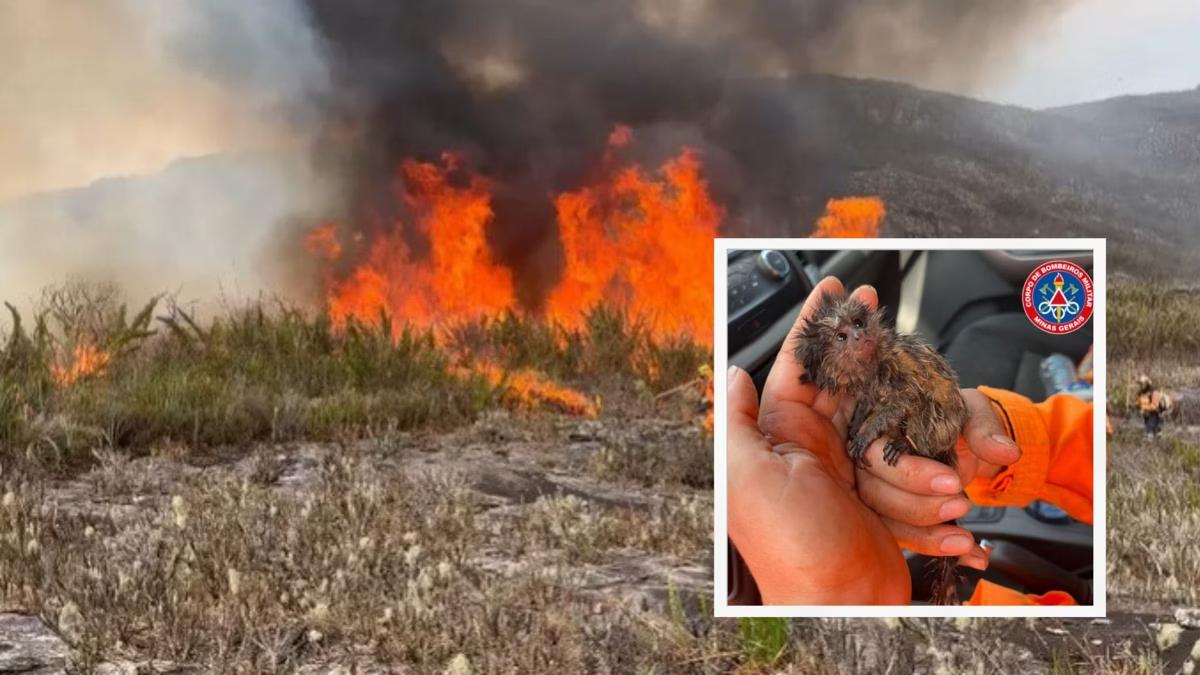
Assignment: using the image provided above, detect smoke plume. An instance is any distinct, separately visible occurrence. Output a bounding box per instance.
[0,0,330,312]
[1,0,1074,312]
[298,0,1074,299]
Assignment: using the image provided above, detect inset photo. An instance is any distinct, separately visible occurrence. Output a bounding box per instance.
[714,240,1105,617]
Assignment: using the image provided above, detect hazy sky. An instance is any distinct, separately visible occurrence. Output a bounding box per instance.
[983,0,1200,108]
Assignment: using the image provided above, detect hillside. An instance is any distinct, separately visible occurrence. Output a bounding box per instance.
[762,76,1200,273]
[2,76,1196,292]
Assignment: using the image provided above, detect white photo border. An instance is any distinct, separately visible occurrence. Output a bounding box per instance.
[712,237,1106,618]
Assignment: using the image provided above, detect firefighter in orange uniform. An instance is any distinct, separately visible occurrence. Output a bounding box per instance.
[1135,375,1170,437]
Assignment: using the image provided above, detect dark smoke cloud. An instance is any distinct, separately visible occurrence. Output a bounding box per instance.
[0,0,1075,316]
[294,0,1074,301]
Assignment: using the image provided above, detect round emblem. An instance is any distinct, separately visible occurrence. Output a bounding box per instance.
[1022,260,1094,334]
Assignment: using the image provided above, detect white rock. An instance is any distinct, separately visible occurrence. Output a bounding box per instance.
[1157,622,1184,651]
[0,613,69,673]
[1176,607,1200,629]
[444,653,472,675]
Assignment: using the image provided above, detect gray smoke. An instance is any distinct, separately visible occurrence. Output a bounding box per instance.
[0,0,1075,313]
[0,0,332,314]
[297,0,1075,301]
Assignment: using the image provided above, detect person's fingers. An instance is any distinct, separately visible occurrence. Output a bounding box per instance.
[958,544,991,571]
[849,284,879,310]
[960,388,1022,468]
[857,437,964,496]
[726,366,776,487]
[879,516,981,558]
[857,467,971,527]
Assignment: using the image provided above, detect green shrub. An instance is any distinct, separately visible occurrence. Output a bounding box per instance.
[1,283,711,469]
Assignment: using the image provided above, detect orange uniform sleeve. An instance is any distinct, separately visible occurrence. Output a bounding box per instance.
[964,579,1078,606]
[962,386,1094,526]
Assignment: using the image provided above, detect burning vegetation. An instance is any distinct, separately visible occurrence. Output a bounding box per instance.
[306,129,719,346]
[812,196,887,238]
[302,127,728,420]
[50,340,112,387]
[300,127,891,426]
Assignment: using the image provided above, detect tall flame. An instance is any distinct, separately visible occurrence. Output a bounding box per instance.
[316,154,516,334]
[308,129,720,345]
[547,144,721,344]
[305,128,888,422]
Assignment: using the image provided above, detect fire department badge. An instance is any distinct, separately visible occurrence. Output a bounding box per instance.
[1022,260,1094,335]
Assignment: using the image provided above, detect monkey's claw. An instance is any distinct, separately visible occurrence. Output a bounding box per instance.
[847,434,873,468]
[882,436,912,467]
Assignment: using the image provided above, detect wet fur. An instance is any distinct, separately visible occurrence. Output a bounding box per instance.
[795,289,969,605]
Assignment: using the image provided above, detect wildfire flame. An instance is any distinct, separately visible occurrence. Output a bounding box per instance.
[51,340,111,386]
[462,360,599,418]
[304,224,342,261]
[310,154,516,333]
[306,127,888,422]
[812,196,886,238]
[307,129,718,345]
[547,144,721,344]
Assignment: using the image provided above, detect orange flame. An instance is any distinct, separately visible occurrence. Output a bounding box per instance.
[546,141,721,344]
[812,197,886,238]
[320,154,516,334]
[464,360,598,417]
[308,128,720,346]
[51,340,111,386]
[304,223,342,261]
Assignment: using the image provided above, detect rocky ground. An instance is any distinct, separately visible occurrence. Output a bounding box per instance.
[2,412,1199,673]
[0,411,712,672]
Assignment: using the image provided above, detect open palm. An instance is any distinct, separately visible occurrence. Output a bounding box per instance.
[727,277,910,605]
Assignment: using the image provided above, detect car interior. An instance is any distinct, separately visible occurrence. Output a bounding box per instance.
[726,249,1094,606]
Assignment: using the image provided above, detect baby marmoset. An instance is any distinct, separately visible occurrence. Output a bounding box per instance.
[794,289,969,605]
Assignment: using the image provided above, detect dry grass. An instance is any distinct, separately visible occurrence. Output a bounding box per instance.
[1108,423,1200,604]
[0,456,1170,672]
[0,452,722,672]
[0,281,1191,672]
[1110,280,1200,362]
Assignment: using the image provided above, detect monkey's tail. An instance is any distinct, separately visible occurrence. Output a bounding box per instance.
[929,555,960,605]
[928,519,962,605]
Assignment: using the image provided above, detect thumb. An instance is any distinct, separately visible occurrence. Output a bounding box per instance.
[728,365,761,441]
[727,366,771,486]
[960,388,1022,466]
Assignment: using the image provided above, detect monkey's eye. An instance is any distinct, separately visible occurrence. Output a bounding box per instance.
[852,319,864,329]
[836,332,847,342]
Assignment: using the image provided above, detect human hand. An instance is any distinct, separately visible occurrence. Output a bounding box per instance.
[727,277,910,605]
[854,388,1021,569]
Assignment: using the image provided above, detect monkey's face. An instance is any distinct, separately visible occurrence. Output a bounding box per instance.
[795,293,885,394]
